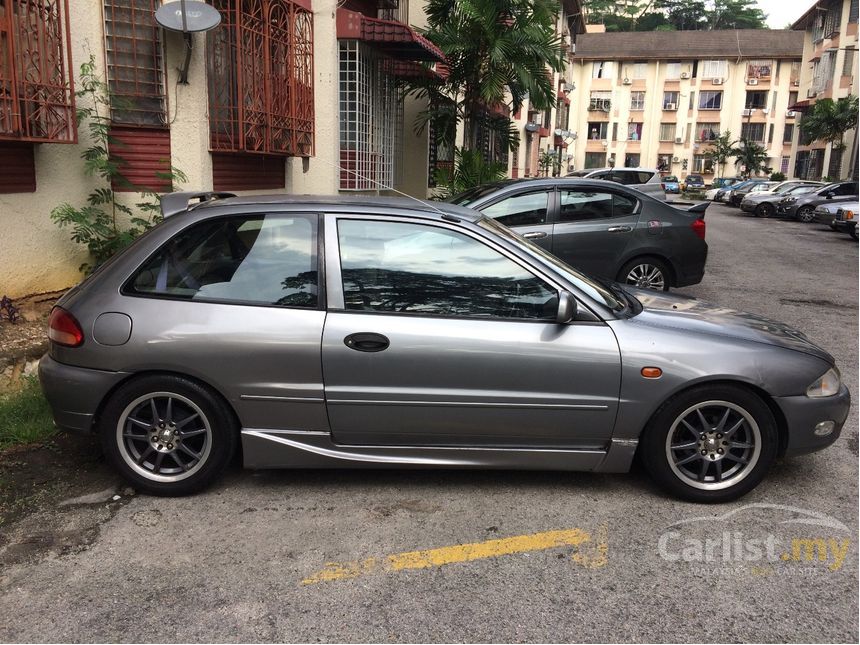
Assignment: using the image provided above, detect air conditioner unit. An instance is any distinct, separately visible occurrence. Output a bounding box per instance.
[712,78,724,85]
[672,156,680,163]
[665,102,677,111]
[742,108,754,116]
[622,77,632,85]
[786,110,797,117]
[674,137,683,144]
[761,108,770,114]
[747,78,759,85]
[680,72,690,79]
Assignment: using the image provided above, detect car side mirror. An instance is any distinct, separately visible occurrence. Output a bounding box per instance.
[556,290,577,323]
[825,191,834,199]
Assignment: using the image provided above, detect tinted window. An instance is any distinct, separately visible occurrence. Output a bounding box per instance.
[337,220,558,320]
[449,183,507,206]
[481,191,549,227]
[836,183,858,195]
[128,215,318,307]
[558,190,637,222]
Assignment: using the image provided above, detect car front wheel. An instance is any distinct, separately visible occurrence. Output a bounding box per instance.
[100,375,237,496]
[755,203,775,218]
[618,257,671,291]
[639,385,778,503]
[797,206,815,223]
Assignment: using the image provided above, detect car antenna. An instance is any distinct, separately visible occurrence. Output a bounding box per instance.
[313,155,456,220]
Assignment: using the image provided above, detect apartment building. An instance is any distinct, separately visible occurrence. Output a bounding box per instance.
[791,0,859,180]
[562,29,804,181]
[0,0,442,297]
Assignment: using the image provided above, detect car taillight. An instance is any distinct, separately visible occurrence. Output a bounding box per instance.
[48,307,84,347]
[691,218,706,240]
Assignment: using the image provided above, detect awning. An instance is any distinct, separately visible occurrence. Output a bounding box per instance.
[337,9,445,62]
[383,59,447,81]
[788,99,813,111]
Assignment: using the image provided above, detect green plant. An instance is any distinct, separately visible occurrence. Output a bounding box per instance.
[0,376,55,448]
[732,138,769,178]
[770,172,786,181]
[538,149,561,177]
[799,95,858,151]
[50,55,186,274]
[704,130,737,178]
[433,147,507,199]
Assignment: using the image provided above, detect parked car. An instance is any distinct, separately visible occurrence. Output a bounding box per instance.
[728,181,777,207]
[565,167,666,201]
[813,200,859,229]
[714,179,759,203]
[450,178,708,291]
[39,192,850,503]
[776,181,860,222]
[662,175,680,194]
[712,177,741,190]
[740,182,823,218]
[682,174,705,191]
[834,205,860,240]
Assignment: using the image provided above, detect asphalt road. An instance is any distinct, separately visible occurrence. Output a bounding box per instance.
[1,202,857,643]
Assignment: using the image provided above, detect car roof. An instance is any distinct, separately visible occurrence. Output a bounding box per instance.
[181,193,483,222]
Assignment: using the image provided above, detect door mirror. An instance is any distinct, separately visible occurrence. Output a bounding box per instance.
[556,290,577,323]
[825,191,834,199]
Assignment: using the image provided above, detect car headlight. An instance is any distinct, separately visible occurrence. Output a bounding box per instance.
[807,367,841,397]
[783,197,798,204]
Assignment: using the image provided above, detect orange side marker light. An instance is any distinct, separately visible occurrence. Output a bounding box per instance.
[641,367,663,379]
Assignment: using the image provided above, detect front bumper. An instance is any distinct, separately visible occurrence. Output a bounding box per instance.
[776,204,799,217]
[775,384,851,457]
[740,200,756,212]
[834,219,856,233]
[38,354,128,433]
[813,210,835,224]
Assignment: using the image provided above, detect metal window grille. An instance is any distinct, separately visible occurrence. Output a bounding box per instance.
[103,0,165,126]
[828,150,843,179]
[693,155,713,174]
[741,122,765,142]
[658,122,675,141]
[630,91,645,110]
[0,0,75,142]
[208,0,314,157]
[338,40,401,191]
[780,156,789,175]
[783,124,794,143]
[695,123,719,142]
[377,0,408,23]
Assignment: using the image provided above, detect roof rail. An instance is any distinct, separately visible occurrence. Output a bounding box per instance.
[159,191,236,219]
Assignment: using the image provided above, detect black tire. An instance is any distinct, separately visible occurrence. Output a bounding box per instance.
[99,374,238,496]
[756,203,775,218]
[617,256,672,291]
[851,223,858,241]
[639,384,778,503]
[797,206,815,223]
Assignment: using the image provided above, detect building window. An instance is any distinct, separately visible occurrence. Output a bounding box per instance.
[662,91,679,109]
[812,50,836,94]
[781,156,790,174]
[584,152,606,168]
[627,123,643,141]
[746,60,772,80]
[555,101,570,130]
[624,61,647,80]
[689,91,696,110]
[693,154,714,174]
[665,62,681,79]
[103,0,165,126]
[850,0,858,23]
[338,41,402,190]
[630,91,645,111]
[789,91,799,107]
[745,91,768,109]
[592,61,614,79]
[657,153,672,172]
[659,123,676,141]
[843,48,856,78]
[823,2,842,38]
[740,122,766,142]
[701,60,727,78]
[783,124,794,143]
[624,153,640,167]
[789,61,801,85]
[587,122,608,140]
[208,0,314,158]
[695,123,719,142]
[0,0,75,143]
[699,91,723,110]
[588,91,611,111]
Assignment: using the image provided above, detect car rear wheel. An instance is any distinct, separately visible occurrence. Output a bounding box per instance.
[797,206,815,223]
[618,257,671,291]
[100,375,237,496]
[755,203,775,218]
[639,384,778,503]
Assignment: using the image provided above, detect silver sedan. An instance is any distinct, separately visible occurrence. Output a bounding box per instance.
[39,193,850,503]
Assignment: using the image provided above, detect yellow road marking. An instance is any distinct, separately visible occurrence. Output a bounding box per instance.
[302,527,607,585]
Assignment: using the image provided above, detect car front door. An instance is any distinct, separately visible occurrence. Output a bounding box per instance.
[550,188,641,279]
[477,189,555,250]
[321,214,621,450]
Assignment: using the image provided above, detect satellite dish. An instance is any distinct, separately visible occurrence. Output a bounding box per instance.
[155,1,221,84]
[155,0,221,32]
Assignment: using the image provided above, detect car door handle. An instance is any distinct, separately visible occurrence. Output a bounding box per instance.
[607,225,633,233]
[344,333,390,353]
[523,231,548,239]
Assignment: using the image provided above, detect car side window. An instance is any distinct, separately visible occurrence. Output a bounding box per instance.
[610,171,638,185]
[480,192,549,227]
[127,215,318,307]
[559,190,637,222]
[337,219,558,320]
[836,183,858,195]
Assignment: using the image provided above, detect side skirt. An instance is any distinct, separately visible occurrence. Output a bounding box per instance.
[240,429,617,472]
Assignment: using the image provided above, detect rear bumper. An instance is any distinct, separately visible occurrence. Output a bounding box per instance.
[775,384,851,457]
[38,354,128,433]
[672,243,708,288]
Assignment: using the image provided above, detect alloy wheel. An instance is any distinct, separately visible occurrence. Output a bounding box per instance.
[625,263,666,290]
[665,400,762,491]
[797,207,815,223]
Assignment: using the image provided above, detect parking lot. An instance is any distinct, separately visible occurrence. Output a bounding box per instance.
[0,201,857,643]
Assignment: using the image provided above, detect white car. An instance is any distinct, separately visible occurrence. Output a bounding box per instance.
[566,167,666,201]
[814,200,860,229]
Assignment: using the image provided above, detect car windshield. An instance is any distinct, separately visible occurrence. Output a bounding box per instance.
[773,183,799,193]
[477,217,626,313]
[816,183,840,195]
[788,185,817,195]
[664,176,678,182]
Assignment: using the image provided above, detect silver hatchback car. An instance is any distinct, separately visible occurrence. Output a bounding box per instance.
[39,193,850,503]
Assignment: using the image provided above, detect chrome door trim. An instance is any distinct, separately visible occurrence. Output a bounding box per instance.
[326,399,609,410]
[240,395,325,403]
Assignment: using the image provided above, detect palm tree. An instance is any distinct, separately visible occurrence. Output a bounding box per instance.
[732,139,769,178]
[410,0,565,152]
[800,95,859,150]
[704,130,737,178]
